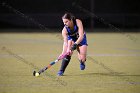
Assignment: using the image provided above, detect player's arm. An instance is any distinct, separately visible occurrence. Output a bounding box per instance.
[71,19,84,51]
[61,27,68,54]
[75,19,84,44]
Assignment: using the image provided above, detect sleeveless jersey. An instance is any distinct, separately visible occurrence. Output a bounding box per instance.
[64,19,87,46]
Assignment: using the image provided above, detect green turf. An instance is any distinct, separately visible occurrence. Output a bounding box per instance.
[0,30,140,93]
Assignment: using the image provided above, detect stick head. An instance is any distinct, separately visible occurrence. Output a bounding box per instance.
[33,71,36,76]
[33,71,40,77]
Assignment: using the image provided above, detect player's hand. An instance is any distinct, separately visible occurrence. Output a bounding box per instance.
[66,49,72,55]
[71,43,77,51]
[58,52,69,60]
[58,54,65,60]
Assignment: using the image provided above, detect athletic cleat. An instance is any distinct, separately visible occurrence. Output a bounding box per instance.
[57,70,64,76]
[80,62,85,70]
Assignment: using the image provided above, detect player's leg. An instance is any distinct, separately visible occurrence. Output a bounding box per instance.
[57,40,74,76]
[77,45,87,70]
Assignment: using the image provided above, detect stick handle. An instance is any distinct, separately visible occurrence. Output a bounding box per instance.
[38,51,72,74]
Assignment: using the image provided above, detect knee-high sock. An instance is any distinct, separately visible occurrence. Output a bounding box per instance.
[60,55,71,72]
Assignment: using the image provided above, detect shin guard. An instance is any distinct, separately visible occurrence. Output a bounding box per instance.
[59,55,71,72]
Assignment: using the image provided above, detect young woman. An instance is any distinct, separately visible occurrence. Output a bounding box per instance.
[57,13,88,76]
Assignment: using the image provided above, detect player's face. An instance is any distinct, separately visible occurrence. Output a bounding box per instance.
[62,19,72,28]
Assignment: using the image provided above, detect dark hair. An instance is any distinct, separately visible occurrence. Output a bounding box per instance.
[62,12,75,20]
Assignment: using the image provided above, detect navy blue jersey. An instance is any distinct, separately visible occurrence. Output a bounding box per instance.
[65,19,88,46]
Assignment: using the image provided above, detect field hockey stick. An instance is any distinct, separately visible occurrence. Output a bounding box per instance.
[33,52,70,77]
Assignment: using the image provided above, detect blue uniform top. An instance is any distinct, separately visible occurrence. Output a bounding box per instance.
[65,19,88,46]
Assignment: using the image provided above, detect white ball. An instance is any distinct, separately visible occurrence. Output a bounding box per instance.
[35,73,39,77]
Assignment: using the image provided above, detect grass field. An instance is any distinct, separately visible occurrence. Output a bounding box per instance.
[0,29,140,93]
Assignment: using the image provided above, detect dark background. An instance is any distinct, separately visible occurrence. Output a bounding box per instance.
[0,0,140,32]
